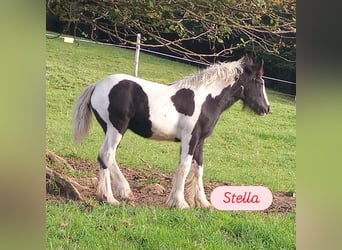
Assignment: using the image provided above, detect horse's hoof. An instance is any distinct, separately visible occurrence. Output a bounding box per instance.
[97,194,120,205]
[202,202,214,210]
[166,197,190,209]
[197,200,213,209]
[114,189,134,201]
[98,199,120,205]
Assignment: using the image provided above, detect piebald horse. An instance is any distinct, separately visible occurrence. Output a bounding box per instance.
[72,56,270,209]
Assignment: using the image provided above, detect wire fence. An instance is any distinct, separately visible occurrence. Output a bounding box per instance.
[46,32,296,98]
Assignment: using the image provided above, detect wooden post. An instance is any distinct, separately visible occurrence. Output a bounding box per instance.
[134,33,141,77]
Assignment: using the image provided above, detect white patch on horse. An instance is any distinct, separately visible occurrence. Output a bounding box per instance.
[141,84,181,140]
[91,76,115,124]
[262,79,270,106]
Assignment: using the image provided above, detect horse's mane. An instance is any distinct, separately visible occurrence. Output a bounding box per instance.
[173,57,245,89]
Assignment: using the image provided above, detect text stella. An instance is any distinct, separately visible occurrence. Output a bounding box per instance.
[223,191,260,204]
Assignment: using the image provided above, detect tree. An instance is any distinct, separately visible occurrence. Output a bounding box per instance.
[47,0,296,64]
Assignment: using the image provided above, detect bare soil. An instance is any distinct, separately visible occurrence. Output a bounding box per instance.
[46,157,295,213]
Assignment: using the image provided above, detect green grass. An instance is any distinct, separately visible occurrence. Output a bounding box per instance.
[47,202,295,250]
[46,33,296,249]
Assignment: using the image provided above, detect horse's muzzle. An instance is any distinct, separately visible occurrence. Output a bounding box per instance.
[260,105,271,116]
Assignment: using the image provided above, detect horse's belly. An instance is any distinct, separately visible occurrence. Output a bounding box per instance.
[148,108,181,141]
[150,116,179,141]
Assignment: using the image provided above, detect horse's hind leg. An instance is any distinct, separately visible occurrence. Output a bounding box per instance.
[97,126,133,204]
[96,128,118,204]
[107,128,133,201]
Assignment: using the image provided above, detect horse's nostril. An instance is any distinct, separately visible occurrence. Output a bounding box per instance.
[267,106,271,113]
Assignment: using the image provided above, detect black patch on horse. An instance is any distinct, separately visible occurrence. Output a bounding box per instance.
[108,80,153,138]
[188,85,242,155]
[171,88,195,116]
[97,154,108,169]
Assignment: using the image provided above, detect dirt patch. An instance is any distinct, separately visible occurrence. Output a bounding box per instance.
[46,157,295,213]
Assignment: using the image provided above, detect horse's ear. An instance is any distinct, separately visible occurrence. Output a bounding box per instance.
[242,54,253,64]
[257,59,264,76]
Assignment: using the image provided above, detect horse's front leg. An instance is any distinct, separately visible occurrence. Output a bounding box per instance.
[166,140,193,209]
[185,141,212,208]
[186,163,212,208]
[166,155,193,209]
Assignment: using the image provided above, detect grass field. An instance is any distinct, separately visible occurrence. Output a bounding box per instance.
[46,34,296,249]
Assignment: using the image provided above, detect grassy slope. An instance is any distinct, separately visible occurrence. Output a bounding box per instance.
[46,36,296,249]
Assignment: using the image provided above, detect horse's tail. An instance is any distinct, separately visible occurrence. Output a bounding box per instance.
[72,83,97,144]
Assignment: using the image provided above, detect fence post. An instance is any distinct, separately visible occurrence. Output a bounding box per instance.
[134,33,141,77]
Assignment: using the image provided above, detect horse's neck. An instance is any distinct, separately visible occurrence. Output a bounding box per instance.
[213,84,242,114]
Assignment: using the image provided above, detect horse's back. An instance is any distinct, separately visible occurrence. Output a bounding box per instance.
[93,73,169,97]
[90,74,179,139]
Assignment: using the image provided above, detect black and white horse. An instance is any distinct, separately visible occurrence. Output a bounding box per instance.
[72,56,270,209]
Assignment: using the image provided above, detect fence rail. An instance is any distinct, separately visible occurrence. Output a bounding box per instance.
[46,32,296,98]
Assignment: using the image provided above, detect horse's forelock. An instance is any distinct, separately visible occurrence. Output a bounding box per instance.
[239,56,264,76]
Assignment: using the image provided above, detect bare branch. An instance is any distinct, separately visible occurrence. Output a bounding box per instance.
[48,0,296,62]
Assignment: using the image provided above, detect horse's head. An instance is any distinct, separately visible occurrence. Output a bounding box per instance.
[237,56,270,116]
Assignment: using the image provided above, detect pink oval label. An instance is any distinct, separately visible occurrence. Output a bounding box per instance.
[210,186,273,211]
